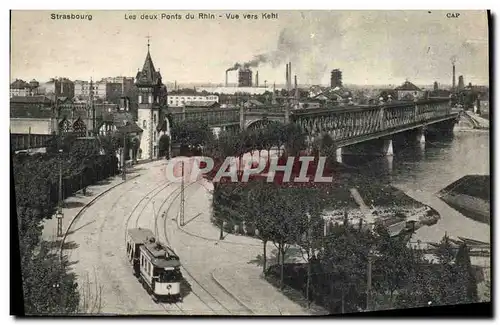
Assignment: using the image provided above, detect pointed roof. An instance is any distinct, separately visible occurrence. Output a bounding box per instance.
[395,81,422,91]
[135,45,162,87]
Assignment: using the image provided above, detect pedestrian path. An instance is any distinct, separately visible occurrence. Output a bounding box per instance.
[41,171,141,243]
[180,182,328,315]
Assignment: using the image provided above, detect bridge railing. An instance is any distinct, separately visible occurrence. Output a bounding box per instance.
[293,99,454,142]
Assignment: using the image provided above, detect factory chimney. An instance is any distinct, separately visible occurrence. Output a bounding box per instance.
[255,71,259,88]
[225,71,228,87]
[294,75,299,107]
[458,75,464,91]
[452,62,456,91]
[288,62,292,91]
[285,64,289,90]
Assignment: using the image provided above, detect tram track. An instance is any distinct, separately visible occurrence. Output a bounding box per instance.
[155,181,253,315]
[152,181,219,315]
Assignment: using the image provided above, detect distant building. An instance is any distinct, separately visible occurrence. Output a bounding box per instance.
[394,81,424,101]
[195,86,270,95]
[74,77,134,103]
[243,99,264,109]
[458,75,465,91]
[330,69,343,88]
[238,68,253,87]
[184,101,220,109]
[167,94,219,107]
[298,101,321,109]
[10,79,40,97]
[39,78,74,100]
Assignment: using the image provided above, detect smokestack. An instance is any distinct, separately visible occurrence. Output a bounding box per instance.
[285,64,289,90]
[256,71,259,88]
[452,63,456,91]
[288,62,292,91]
[174,80,177,90]
[225,71,228,87]
[294,75,299,102]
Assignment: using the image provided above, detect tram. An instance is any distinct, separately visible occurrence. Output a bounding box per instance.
[126,228,183,302]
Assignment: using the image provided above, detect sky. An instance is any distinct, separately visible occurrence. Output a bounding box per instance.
[10,10,489,86]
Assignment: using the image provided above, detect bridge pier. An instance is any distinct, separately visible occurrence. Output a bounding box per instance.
[341,138,394,157]
[426,119,456,137]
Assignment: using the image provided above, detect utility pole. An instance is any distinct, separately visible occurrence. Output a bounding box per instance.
[122,131,127,181]
[27,127,31,154]
[366,251,374,311]
[306,212,312,308]
[56,149,64,237]
[180,161,185,226]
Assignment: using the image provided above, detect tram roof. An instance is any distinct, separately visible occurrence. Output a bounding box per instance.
[142,242,181,268]
[127,228,155,244]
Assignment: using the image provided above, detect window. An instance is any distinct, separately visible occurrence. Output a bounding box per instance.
[153,114,157,124]
[143,120,147,129]
[153,132,156,142]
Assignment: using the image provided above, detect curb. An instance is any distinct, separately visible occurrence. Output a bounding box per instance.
[210,268,254,315]
[59,174,141,260]
[176,210,261,247]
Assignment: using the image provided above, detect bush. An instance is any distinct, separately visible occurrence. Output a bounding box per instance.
[236,221,246,235]
[223,219,235,233]
[245,222,256,236]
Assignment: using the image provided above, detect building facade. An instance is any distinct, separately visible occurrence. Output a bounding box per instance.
[167,94,219,107]
[136,44,171,160]
[74,77,135,103]
[39,78,75,99]
[394,81,424,101]
[330,69,343,88]
[10,79,40,97]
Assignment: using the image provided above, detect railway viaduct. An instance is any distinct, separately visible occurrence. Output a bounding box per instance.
[11,98,460,157]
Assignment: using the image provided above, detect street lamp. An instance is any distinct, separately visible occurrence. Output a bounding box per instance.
[366,248,379,311]
[57,149,64,237]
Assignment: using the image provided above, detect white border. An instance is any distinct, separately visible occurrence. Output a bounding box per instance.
[4,1,497,324]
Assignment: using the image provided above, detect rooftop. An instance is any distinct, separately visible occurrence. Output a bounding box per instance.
[395,81,422,91]
[135,46,162,87]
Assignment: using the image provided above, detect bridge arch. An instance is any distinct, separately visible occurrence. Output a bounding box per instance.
[245,118,283,130]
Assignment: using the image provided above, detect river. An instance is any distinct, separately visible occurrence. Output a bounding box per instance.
[342,130,490,244]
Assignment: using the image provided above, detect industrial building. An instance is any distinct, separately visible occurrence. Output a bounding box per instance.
[238,68,253,87]
[331,69,343,88]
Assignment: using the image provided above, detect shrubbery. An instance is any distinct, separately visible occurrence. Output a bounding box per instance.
[13,134,120,314]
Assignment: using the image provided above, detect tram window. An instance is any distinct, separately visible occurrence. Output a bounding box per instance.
[158,269,183,282]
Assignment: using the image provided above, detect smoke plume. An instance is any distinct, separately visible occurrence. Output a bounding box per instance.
[226,63,241,72]
[227,13,347,84]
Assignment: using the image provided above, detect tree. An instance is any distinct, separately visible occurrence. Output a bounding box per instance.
[244,181,279,274]
[171,119,214,150]
[372,224,413,307]
[158,135,170,158]
[320,223,374,313]
[455,243,478,303]
[281,123,306,157]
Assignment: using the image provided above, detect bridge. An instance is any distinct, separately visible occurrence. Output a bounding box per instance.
[11,98,460,155]
[172,98,460,157]
[11,133,53,152]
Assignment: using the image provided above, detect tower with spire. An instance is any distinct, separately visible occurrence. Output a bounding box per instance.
[135,38,166,160]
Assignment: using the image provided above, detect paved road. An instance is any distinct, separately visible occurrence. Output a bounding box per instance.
[62,161,259,315]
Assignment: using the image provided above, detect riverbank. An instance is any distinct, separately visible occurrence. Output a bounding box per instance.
[437,175,490,225]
